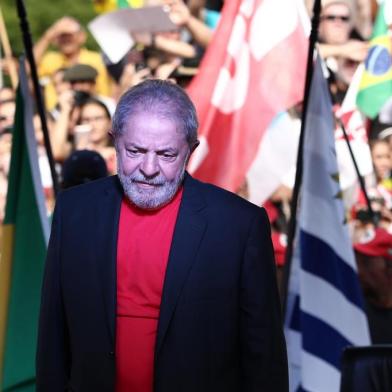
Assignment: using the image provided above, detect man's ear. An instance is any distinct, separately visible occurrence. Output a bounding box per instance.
[190,140,200,155]
[78,30,87,46]
[108,129,115,142]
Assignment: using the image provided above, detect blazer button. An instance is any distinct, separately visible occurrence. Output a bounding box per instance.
[109,351,115,357]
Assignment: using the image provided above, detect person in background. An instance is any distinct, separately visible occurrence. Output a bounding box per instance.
[317,0,368,103]
[167,0,214,47]
[62,63,116,115]
[378,127,392,166]
[371,139,392,188]
[354,227,392,344]
[61,149,108,189]
[0,97,15,222]
[75,98,116,174]
[51,95,115,173]
[369,139,392,211]
[34,16,111,110]
[0,87,15,103]
[33,113,56,213]
[351,139,392,240]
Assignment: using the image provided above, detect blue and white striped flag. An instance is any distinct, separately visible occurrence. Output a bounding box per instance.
[284,56,371,392]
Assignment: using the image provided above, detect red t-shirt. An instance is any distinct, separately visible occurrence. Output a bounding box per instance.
[115,188,183,392]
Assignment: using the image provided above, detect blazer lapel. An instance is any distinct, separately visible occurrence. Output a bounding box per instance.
[155,175,207,356]
[96,176,123,345]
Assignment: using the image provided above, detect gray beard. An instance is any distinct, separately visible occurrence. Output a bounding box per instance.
[117,160,187,210]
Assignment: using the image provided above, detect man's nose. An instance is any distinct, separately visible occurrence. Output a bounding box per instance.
[140,153,159,178]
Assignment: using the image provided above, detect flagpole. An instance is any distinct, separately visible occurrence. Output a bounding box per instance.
[16,0,59,196]
[336,117,379,226]
[281,0,322,313]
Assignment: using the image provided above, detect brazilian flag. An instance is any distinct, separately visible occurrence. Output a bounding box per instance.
[357,2,392,118]
[93,0,144,13]
[0,61,49,391]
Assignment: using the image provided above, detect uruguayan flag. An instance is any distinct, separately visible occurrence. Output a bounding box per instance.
[284,56,371,392]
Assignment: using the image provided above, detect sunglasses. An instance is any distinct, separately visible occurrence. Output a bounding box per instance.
[321,15,350,23]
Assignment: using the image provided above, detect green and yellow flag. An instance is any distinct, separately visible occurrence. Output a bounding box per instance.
[357,1,392,118]
[93,0,144,13]
[0,61,49,391]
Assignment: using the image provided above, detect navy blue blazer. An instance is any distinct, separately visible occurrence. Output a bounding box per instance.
[36,174,288,391]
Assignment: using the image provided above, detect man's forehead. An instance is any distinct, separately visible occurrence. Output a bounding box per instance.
[0,101,15,114]
[323,2,351,14]
[121,112,186,144]
[125,110,179,129]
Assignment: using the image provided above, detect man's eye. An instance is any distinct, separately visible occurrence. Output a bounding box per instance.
[127,149,140,156]
[159,152,176,159]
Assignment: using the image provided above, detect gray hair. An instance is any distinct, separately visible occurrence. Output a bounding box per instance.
[112,79,199,147]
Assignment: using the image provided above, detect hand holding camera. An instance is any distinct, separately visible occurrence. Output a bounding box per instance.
[58,90,75,113]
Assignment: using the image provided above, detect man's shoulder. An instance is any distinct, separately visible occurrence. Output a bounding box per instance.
[78,49,106,66]
[57,175,121,207]
[39,51,66,74]
[188,175,264,218]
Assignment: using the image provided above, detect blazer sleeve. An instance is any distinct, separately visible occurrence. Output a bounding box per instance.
[36,193,70,391]
[240,207,288,392]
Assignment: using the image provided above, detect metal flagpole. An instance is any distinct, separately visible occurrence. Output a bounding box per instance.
[15,0,60,195]
[281,0,322,314]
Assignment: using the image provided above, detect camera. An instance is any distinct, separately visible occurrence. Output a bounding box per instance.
[73,90,91,107]
[356,209,382,223]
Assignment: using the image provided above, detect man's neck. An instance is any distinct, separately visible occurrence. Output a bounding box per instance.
[63,48,82,64]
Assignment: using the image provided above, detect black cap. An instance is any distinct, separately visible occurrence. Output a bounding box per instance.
[61,149,108,189]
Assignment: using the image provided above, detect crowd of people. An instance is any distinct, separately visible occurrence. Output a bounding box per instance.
[0,0,392,344]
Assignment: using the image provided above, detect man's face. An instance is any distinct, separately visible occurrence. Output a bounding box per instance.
[319,3,352,45]
[371,141,391,181]
[357,253,392,305]
[115,111,191,209]
[71,81,96,94]
[0,101,15,133]
[55,31,84,56]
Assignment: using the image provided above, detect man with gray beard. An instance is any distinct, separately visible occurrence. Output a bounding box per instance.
[36,79,288,392]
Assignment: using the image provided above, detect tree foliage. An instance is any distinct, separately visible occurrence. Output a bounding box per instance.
[2,0,99,56]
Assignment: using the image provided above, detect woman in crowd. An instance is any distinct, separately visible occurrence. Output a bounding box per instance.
[75,98,116,174]
[51,96,115,174]
[370,139,392,191]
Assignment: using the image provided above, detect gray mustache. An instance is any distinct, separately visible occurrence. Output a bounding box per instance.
[128,174,166,186]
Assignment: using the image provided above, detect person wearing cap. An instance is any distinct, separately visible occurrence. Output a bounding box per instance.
[62,63,116,115]
[354,228,392,344]
[49,64,116,164]
[63,63,99,96]
[34,16,111,110]
[61,149,108,189]
[36,79,287,392]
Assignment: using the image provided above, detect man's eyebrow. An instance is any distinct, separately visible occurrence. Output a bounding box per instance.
[156,147,178,153]
[124,144,178,153]
[125,143,147,151]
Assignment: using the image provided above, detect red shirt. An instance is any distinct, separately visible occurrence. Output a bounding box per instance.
[115,189,183,392]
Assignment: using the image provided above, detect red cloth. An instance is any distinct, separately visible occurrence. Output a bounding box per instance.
[115,189,183,392]
[187,0,308,192]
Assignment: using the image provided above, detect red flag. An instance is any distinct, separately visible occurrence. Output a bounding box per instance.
[188,0,309,193]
